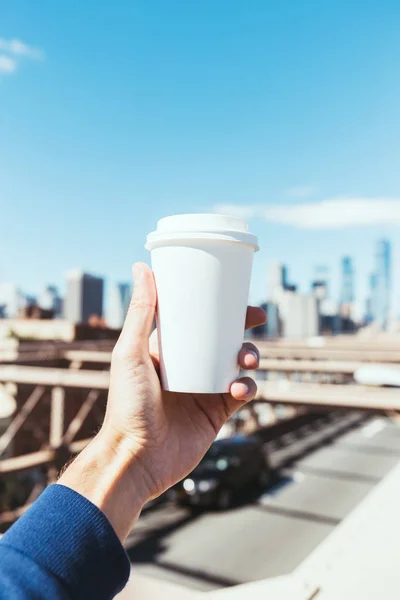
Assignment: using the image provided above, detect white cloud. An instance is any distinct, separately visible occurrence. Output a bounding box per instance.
[0,36,44,78]
[264,197,400,228]
[0,54,17,74]
[284,184,317,198]
[213,197,400,229]
[0,37,44,60]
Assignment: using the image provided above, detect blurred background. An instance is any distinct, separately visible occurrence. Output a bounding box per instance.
[2,1,400,598]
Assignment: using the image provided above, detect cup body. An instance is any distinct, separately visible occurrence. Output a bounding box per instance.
[146,214,258,393]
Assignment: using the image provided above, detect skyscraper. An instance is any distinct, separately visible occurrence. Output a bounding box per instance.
[366,272,377,323]
[279,292,320,339]
[312,280,328,300]
[107,282,131,329]
[268,262,288,302]
[0,284,27,318]
[375,239,391,329]
[266,302,280,337]
[65,271,104,324]
[314,266,329,295]
[340,256,354,306]
[38,285,63,317]
[268,262,287,301]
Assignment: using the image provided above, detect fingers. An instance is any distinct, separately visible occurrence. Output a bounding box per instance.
[230,377,257,403]
[245,306,267,331]
[216,376,257,423]
[238,342,260,370]
[116,263,157,360]
[220,341,260,418]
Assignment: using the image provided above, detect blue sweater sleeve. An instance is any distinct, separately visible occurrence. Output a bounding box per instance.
[0,484,131,599]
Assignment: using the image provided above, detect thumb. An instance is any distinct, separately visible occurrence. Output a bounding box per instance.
[117,263,157,359]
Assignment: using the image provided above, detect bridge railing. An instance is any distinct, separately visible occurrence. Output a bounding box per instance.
[2,341,400,526]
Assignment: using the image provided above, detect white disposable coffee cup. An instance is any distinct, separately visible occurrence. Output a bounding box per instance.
[145,214,259,393]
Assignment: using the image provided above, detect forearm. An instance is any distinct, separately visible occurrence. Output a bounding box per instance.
[58,427,151,541]
[0,481,132,600]
[0,430,144,600]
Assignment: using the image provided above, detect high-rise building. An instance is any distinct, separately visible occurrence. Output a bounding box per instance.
[250,301,280,339]
[38,285,63,317]
[315,266,328,297]
[340,256,354,306]
[365,272,377,323]
[375,240,391,329]
[266,302,280,337]
[312,280,328,300]
[65,271,104,324]
[304,294,320,338]
[279,291,320,339]
[320,298,341,335]
[268,262,288,302]
[0,284,27,318]
[107,282,131,329]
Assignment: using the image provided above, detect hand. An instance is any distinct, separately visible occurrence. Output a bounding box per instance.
[59,262,266,540]
[103,263,266,501]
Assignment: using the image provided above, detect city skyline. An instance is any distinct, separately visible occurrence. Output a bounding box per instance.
[0,237,395,325]
[2,2,400,310]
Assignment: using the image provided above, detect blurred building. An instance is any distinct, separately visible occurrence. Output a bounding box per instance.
[340,256,355,319]
[65,271,104,324]
[107,282,131,329]
[266,263,321,339]
[375,240,391,329]
[320,298,341,335]
[38,285,63,317]
[20,304,55,319]
[312,280,328,301]
[340,257,354,304]
[312,280,327,334]
[365,272,377,323]
[251,302,279,338]
[266,302,280,337]
[268,262,299,300]
[0,284,27,318]
[268,262,288,302]
[279,292,320,339]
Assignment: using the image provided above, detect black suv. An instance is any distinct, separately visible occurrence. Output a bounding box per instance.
[170,435,270,510]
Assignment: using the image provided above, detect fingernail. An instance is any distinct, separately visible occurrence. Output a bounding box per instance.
[133,263,143,284]
[248,350,259,362]
[243,383,251,397]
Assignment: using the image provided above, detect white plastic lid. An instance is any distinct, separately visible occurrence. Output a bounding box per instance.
[145,213,259,251]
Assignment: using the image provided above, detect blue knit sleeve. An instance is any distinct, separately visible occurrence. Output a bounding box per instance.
[0,484,131,599]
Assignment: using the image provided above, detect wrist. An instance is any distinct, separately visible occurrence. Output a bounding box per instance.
[58,427,151,541]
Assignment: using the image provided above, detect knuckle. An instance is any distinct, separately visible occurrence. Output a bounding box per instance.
[112,342,128,362]
[129,296,155,312]
[112,341,148,370]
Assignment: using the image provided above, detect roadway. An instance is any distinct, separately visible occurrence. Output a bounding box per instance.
[125,414,400,592]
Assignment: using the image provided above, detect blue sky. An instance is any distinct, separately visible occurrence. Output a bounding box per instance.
[1,0,400,313]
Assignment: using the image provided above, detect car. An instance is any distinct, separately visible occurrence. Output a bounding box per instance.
[169,435,271,510]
